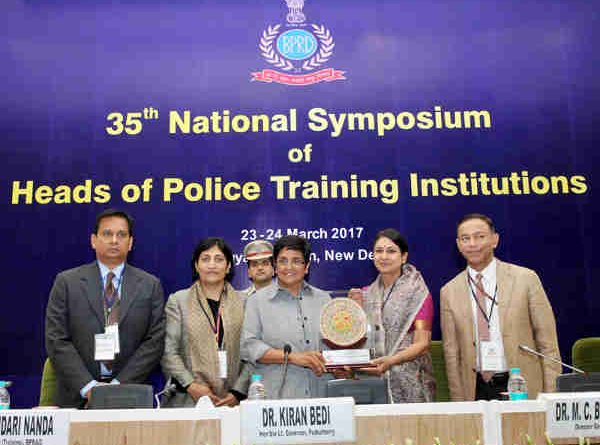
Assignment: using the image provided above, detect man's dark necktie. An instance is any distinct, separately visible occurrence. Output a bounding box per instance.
[104,271,119,325]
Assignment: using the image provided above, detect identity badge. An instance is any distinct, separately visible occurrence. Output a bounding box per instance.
[218,350,228,379]
[481,341,504,371]
[94,333,116,361]
[105,324,120,354]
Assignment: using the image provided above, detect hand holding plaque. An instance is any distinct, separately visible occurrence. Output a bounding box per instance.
[320,298,376,370]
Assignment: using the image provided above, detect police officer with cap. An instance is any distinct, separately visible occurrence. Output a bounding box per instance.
[241,240,274,297]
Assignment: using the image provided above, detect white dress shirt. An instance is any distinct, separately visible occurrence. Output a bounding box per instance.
[467,258,508,372]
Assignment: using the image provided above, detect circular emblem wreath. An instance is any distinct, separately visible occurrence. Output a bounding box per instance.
[259,24,335,71]
[302,25,335,71]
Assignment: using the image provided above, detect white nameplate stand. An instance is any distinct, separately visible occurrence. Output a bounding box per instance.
[0,409,70,445]
[240,397,355,445]
[539,392,600,439]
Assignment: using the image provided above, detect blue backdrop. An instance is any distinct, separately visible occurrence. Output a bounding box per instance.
[1,0,598,407]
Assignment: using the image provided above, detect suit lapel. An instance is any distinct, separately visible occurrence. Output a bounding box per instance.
[119,265,141,323]
[496,259,514,334]
[81,262,105,327]
[457,269,475,346]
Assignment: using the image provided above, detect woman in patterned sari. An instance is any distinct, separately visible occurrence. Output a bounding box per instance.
[349,228,435,403]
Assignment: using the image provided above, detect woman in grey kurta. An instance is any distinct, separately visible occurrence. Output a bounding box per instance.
[241,235,333,399]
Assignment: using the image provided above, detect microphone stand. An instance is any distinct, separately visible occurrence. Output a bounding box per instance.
[278,344,292,399]
[519,344,585,374]
[154,383,176,409]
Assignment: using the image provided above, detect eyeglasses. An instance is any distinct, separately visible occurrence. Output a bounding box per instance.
[98,230,130,241]
[276,258,306,268]
[458,232,492,244]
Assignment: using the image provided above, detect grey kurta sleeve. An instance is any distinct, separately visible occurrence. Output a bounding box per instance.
[240,294,272,365]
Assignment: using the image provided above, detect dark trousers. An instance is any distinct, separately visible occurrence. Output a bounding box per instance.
[475,372,509,400]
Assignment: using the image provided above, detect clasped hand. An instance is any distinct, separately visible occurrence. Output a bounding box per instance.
[187,382,239,407]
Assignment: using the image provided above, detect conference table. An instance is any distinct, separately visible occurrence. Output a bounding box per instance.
[65,399,598,445]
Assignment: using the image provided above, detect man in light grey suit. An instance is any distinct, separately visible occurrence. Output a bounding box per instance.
[45,209,165,408]
[441,213,561,401]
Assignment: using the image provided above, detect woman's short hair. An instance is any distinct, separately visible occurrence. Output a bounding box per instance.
[273,235,312,264]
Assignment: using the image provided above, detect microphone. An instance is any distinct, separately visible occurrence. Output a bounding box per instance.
[518,344,585,374]
[278,344,292,399]
[154,382,176,409]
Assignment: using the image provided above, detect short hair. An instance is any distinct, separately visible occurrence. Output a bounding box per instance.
[373,228,409,253]
[273,235,311,264]
[191,237,235,282]
[457,213,496,233]
[94,208,134,236]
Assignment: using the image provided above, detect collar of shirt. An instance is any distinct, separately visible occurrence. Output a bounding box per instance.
[270,280,312,300]
[98,261,125,286]
[467,258,497,296]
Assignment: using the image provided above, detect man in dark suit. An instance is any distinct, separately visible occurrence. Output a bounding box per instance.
[45,209,165,407]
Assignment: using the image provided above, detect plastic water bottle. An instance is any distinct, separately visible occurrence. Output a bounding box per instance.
[0,381,11,409]
[247,374,266,400]
[507,368,528,400]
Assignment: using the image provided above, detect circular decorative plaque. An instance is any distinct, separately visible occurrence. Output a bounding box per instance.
[320,298,367,347]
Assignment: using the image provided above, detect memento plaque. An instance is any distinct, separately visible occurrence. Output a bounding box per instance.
[320,298,373,369]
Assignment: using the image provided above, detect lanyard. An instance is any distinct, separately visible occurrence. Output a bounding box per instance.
[467,274,497,324]
[198,289,225,347]
[381,280,397,310]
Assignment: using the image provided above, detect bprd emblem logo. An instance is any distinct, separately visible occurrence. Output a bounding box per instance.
[251,0,346,86]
